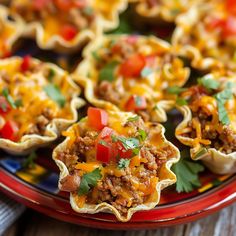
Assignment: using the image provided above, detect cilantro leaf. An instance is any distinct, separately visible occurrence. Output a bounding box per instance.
[138,129,147,142]
[43,84,66,108]
[117,137,140,150]
[2,88,17,109]
[78,168,102,196]
[99,140,108,146]
[166,86,186,95]
[22,151,37,169]
[111,135,140,156]
[214,82,234,125]
[198,75,220,91]
[92,51,100,61]
[127,115,139,122]
[118,158,130,170]
[176,97,188,106]
[2,88,22,109]
[98,61,119,82]
[48,68,55,82]
[172,150,205,193]
[14,99,23,108]
[141,67,153,78]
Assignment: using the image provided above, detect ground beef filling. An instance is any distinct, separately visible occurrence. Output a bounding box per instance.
[24,108,55,136]
[96,81,151,122]
[187,111,236,154]
[58,120,173,215]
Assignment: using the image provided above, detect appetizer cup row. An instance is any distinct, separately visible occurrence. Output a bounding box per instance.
[0,1,127,53]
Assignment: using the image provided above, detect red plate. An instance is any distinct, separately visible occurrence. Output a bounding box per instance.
[0,152,235,229]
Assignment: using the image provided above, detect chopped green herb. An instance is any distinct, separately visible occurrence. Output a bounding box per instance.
[166,86,186,95]
[119,137,139,150]
[99,140,108,146]
[176,97,188,106]
[141,67,153,78]
[48,68,55,82]
[43,84,66,108]
[98,61,119,82]
[22,151,37,169]
[127,115,139,122]
[198,75,220,91]
[2,88,16,109]
[138,129,147,142]
[78,168,102,196]
[118,158,130,170]
[14,99,23,108]
[92,51,100,61]
[172,150,205,193]
[2,88,22,109]
[111,135,140,155]
[214,82,234,125]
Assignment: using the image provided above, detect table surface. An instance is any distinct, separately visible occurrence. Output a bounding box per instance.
[3,203,236,236]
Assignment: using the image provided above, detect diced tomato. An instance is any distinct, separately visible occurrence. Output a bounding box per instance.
[0,96,10,115]
[222,16,236,38]
[125,95,147,111]
[96,127,115,163]
[97,127,114,140]
[0,120,19,141]
[116,141,133,159]
[60,24,78,41]
[96,141,113,163]
[21,55,31,72]
[87,107,108,130]
[119,54,146,78]
[32,0,49,10]
[207,17,225,30]
[226,0,236,15]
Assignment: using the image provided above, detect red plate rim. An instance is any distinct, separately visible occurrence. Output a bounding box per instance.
[0,167,236,229]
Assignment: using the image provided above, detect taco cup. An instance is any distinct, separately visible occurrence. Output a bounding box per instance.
[132,0,199,22]
[53,108,180,222]
[0,5,24,58]
[0,56,84,155]
[9,0,127,52]
[175,74,236,174]
[172,0,236,71]
[73,34,190,122]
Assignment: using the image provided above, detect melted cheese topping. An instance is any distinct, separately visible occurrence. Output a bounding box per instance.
[176,0,236,68]
[90,36,188,111]
[0,58,75,140]
[181,84,236,148]
[62,112,175,210]
[10,0,96,41]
